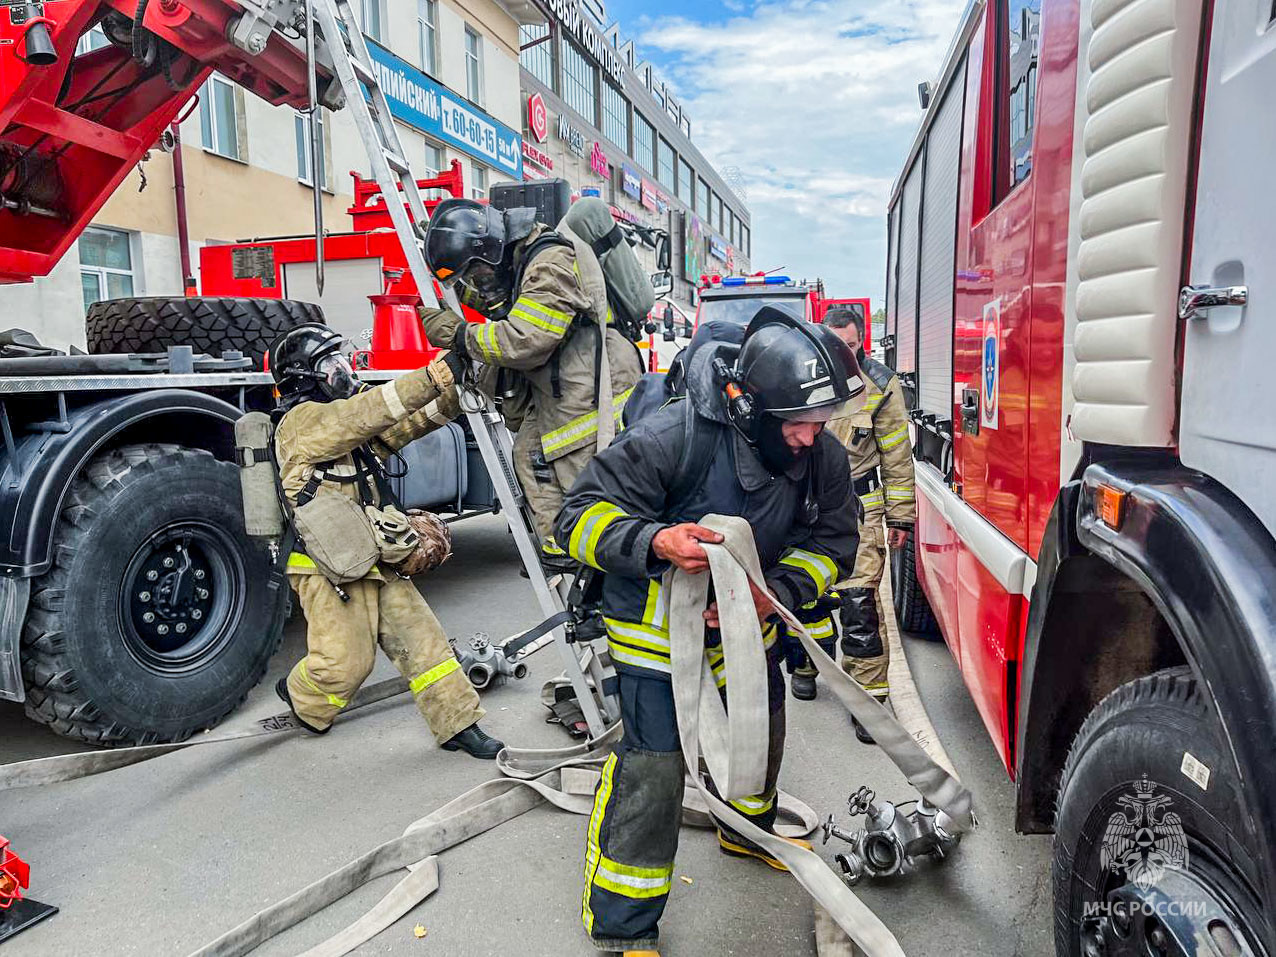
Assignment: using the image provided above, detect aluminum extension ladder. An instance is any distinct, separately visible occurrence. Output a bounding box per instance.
[304,0,616,738]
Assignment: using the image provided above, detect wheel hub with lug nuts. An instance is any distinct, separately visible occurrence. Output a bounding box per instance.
[1082,869,1256,957]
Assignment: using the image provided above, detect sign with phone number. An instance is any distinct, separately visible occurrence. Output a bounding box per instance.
[364,39,523,179]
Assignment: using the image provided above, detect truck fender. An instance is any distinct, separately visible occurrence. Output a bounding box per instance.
[0,389,243,702]
[1015,459,1276,902]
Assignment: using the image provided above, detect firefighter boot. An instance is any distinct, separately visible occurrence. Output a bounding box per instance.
[717,831,815,872]
[275,677,330,736]
[441,723,504,759]
[789,637,837,701]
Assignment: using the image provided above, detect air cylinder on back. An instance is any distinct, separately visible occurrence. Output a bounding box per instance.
[235,411,286,540]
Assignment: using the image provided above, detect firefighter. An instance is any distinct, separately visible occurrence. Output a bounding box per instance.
[554,310,860,955]
[269,324,503,759]
[790,307,916,746]
[417,199,643,566]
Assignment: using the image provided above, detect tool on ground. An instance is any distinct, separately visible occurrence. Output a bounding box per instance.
[821,785,962,885]
[0,836,57,945]
[183,515,972,957]
[451,633,528,691]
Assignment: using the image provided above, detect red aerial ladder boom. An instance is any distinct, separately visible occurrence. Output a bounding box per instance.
[0,0,348,284]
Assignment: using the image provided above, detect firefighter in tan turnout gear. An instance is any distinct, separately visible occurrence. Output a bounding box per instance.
[268,324,503,759]
[791,307,916,746]
[418,199,643,566]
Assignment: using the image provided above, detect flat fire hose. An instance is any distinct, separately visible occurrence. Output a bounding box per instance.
[4,518,971,955]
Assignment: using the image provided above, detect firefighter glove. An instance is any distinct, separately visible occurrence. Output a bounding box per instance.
[418,305,465,353]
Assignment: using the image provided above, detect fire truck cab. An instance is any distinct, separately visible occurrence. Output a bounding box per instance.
[885,0,1276,949]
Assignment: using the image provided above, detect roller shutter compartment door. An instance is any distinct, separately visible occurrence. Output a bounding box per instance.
[894,161,923,382]
[885,202,899,344]
[915,57,965,419]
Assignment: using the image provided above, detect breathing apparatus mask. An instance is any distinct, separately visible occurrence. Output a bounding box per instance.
[314,352,359,400]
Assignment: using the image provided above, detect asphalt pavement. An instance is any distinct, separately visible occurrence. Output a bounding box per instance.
[1,515,1052,956]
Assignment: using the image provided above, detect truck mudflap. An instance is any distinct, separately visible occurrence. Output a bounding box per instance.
[1016,458,1276,914]
[0,577,29,702]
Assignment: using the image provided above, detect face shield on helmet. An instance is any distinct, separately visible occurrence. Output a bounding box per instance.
[314,351,358,400]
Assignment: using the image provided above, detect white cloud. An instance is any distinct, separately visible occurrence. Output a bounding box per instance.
[636,0,967,303]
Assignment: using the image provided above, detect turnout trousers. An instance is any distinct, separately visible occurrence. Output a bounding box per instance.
[581,645,788,951]
[512,414,594,553]
[286,574,484,742]
[840,509,889,699]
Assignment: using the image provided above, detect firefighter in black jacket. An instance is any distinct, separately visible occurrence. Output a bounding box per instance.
[554,310,862,956]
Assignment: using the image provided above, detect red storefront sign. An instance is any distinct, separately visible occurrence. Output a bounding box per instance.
[527,91,548,143]
[640,180,659,212]
[523,140,553,171]
[589,141,609,179]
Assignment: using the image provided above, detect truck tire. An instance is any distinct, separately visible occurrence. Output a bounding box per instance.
[20,444,288,745]
[1053,668,1267,957]
[85,297,323,369]
[889,530,938,636]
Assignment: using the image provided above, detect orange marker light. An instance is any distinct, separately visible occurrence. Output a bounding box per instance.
[1096,484,1126,530]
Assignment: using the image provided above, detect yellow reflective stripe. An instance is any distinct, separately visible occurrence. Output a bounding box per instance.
[879,424,910,450]
[514,296,572,323]
[473,321,502,362]
[567,501,627,569]
[642,579,668,631]
[606,639,673,674]
[729,792,775,815]
[510,305,571,336]
[604,618,670,651]
[865,393,885,412]
[582,752,618,933]
[409,657,461,695]
[860,489,886,508]
[541,389,633,456]
[862,682,890,699]
[542,535,567,556]
[807,616,836,641]
[298,660,347,709]
[593,853,673,899]
[885,486,915,501]
[779,547,838,594]
[287,552,317,569]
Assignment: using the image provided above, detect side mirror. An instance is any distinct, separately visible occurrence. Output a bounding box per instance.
[655,234,671,272]
[662,314,677,342]
[651,269,673,298]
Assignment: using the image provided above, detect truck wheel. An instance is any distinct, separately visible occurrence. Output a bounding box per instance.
[889,530,938,636]
[85,297,324,369]
[20,444,288,745]
[1054,668,1267,957]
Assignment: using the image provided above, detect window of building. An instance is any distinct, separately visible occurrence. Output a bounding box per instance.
[561,40,597,127]
[633,112,654,173]
[294,110,327,189]
[741,224,750,257]
[713,194,724,235]
[696,177,710,220]
[199,73,240,160]
[677,158,693,207]
[520,24,554,91]
[362,0,383,41]
[656,137,675,192]
[79,227,134,309]
[423,143,445,178]
[999,0,1041,199]
[76,24,108,54]
[418,0,438,76]
[465,27,484,106]
[471,163,488,200]
[601,82,628,152]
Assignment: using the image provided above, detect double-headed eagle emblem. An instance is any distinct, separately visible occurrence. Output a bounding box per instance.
[1100,775,1189,890]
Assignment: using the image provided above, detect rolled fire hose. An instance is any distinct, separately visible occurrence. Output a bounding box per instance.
[3,517,973,956]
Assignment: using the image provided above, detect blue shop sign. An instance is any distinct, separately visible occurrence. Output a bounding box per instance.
[621,164,642,200]
[365,40,522,178]
[709,236,728,262]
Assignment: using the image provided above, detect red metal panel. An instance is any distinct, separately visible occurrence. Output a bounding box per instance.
[914,490,961,659]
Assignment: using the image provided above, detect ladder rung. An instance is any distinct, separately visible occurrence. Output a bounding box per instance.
[383,150,410,174]
[350,56,377,87]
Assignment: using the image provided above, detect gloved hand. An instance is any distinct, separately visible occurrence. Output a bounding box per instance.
[418,305,465,353]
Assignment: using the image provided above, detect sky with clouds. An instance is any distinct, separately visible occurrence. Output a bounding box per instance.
[602,0,968,306]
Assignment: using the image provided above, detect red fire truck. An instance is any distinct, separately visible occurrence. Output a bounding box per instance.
[885,0,1276,950]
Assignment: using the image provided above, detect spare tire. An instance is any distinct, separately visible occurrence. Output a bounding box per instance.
[86,297,324,369]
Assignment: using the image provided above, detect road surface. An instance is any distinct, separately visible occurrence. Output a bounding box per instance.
[1,515,1052,956]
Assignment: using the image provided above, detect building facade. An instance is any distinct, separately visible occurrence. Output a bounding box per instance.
[516,1,751,315]
[6,0,537,351]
